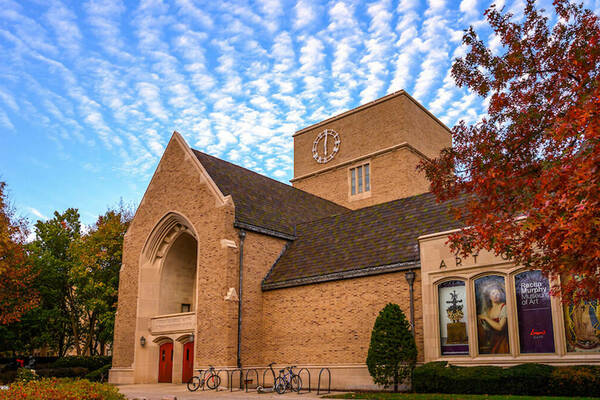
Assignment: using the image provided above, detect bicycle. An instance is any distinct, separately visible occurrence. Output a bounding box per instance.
[274,365,302,394]
[186,365,221,391]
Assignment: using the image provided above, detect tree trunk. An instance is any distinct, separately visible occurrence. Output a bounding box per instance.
[394,371,398,393]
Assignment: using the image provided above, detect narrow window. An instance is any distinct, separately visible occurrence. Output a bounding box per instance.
[181,304,191,313]
[439,280,469,355]
[357,166,363,193]
[351,168,356,195]
[364,164,370,191]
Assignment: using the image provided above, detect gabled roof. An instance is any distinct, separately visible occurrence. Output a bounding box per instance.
[262,192,466,290]
[193,149,349,238]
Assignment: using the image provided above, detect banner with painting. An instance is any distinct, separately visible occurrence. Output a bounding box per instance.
[562,275,600,352]
[438,280,469,355]
[475,275,509,354]
[515,270,555,353]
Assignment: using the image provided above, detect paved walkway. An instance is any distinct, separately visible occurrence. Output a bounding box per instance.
[117,384,335,400]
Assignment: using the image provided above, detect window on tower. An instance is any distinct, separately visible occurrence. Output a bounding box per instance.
[350,162,370,196]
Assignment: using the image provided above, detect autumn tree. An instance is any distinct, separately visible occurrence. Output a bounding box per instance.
[419,0,600,302]
[70,206,132,355]
[0,181,38,325]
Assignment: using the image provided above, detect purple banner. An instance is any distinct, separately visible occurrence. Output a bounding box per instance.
[515,270,555,353]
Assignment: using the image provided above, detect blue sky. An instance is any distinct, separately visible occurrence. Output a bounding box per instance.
[1,0,598,228]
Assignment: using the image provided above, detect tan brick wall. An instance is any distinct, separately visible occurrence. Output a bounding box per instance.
[112,134,238,372]
[239,232,288,366]
[293,147,431,209]
[292,92,450,207]
[260,270,424,366]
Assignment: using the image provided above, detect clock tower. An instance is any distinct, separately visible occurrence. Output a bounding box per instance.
[291,90,452,209]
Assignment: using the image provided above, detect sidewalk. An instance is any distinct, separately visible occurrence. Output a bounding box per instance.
[117,384,334,400]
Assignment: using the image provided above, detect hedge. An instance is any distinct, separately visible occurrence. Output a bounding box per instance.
[50,356,111,371]
[413,362,600,397]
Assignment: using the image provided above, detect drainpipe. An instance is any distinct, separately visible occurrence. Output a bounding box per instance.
[404,270,416,336]
[237,229,246,371]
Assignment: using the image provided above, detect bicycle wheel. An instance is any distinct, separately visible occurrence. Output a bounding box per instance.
[274,376,286,394]
[206,373,221,390]
[291,375,302,392]
[187,376,201,392]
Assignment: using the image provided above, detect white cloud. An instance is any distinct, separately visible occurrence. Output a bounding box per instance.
[294,0,316,29]
[45,1,82,55]
[137,82,169,121]
[28,207,48,220]
[0,108,14,131]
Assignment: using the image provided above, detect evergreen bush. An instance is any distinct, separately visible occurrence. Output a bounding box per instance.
[366,303,417,392]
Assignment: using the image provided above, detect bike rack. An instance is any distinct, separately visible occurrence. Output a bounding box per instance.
[244,368,259,392]
[297,368,311,394]
[214,369,225,392]
[262,367,275,389]
[227,368,243,392]
[316,368,331,395]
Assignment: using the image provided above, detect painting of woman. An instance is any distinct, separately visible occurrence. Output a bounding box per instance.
[475,276,510,354]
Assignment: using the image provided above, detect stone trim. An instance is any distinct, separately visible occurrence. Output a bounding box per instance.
[293,90,451,136]
[262,260,420,291]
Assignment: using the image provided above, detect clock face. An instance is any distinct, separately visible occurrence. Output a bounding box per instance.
[312,129,341,164]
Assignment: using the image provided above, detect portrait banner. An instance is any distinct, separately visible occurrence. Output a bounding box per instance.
[515,270,555,353]
[475,275,510,354]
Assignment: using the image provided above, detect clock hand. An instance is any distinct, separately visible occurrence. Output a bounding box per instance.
[324,134,327,156]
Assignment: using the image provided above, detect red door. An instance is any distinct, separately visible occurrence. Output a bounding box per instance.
[182,341,194,383]
[158,342,173,383]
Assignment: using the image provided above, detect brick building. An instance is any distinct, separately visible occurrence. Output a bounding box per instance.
[109,91,600,389]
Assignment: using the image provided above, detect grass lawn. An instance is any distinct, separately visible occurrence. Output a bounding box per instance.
[324,393,600,400]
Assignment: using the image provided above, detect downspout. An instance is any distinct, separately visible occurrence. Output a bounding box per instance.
[404,270,416,336]
[237,229,246,370]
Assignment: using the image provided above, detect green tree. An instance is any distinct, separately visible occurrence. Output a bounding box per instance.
[28,208,82,356]
[70,207,131,355]
[366,303,417,392]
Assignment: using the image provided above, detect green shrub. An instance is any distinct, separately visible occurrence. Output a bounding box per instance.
[504,363,553,395]
[50,356,111,371]
[366,303,417,392]
[84,364,111,382]
[413,362,600,397]
[549,365,600,397]
[15,368,38,383]
[36,367,89,379]
[0,377,126,399]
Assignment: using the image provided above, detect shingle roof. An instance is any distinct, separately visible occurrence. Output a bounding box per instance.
[193,149,349,237]
[262,192,466,288]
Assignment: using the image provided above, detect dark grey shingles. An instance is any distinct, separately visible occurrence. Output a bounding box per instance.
[264,193,466,284]
[193,149,349,236]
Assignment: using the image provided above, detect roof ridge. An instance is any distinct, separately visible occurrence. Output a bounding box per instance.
[192,148,350,212]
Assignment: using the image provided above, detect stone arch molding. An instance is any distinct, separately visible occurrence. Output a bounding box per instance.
[143,212,197,263]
